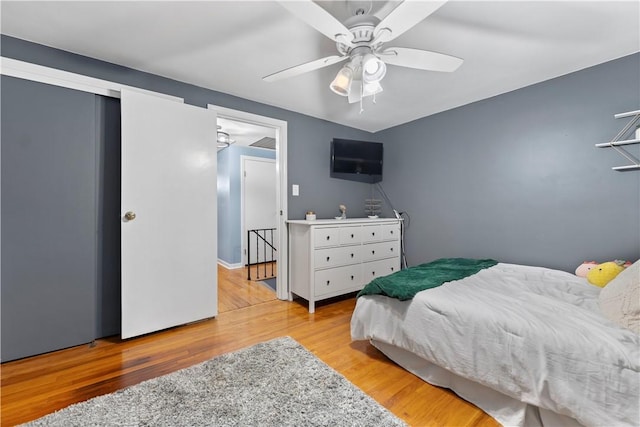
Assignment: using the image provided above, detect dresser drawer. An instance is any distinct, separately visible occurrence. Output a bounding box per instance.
[362,257,400,282]
[314,265,362,297]
[339,226,362,245]
[362,240,399,262]
[314,246,361,269]
[314,228,340,248]
[361,225,383,243]
[382,223,400,240]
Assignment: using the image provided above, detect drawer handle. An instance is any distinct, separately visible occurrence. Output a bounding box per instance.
[372,232,375,236]
[326,280,330,286]
[390,248,394,252]
[326,236,330,240]
[371,250,375,254]
[351,233,354,238]
[390,230,394,234]
[326,256,330,262]
[391,267,395,271]
[350,275,354,280]
[350,253,354,258]
[372,271,376,275]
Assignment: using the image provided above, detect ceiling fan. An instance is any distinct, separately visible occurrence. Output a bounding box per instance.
[263,0,463,108]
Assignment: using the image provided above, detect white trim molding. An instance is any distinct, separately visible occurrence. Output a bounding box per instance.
[0,57,182,102]
[217,260,244,270]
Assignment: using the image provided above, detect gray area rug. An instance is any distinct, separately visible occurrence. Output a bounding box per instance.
[24,336,406,426]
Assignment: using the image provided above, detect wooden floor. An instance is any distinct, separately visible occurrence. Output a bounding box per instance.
[0,266,497,427]
[217,263,278,312]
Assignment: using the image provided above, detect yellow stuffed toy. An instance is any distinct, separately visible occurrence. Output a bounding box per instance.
[586,262,625,287]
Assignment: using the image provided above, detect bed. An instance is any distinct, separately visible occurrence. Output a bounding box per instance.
[350,259,640,427]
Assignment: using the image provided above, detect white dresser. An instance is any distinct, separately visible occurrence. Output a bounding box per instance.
[287,218,401,313]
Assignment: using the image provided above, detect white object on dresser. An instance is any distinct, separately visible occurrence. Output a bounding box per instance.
[287,218,401,313]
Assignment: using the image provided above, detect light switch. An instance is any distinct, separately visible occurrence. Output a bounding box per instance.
[292,184,299,196]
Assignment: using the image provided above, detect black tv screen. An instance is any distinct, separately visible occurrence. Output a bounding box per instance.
[330,138,383,183]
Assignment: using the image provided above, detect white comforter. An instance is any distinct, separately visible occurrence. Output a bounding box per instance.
[351,263,640,426]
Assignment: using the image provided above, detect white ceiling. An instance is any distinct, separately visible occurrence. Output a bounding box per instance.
[2,1,638,132]
[218,117,276,149]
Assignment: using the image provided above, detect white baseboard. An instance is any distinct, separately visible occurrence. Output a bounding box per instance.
[218,260,243,270]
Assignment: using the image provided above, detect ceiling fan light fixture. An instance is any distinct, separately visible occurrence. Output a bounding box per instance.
[330,65,353,96]
[217,126,235,149]
[363,80,383,97]
[361,53,386,83]
[348,79,362,104]
[346,79,382,104]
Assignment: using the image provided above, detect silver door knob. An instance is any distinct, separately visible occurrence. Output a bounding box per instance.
[124,211,136,221]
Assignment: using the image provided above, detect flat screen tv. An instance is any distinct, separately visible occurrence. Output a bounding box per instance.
[330,138,383,183]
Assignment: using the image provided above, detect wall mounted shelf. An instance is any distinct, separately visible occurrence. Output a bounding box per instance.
[596,110,640,171]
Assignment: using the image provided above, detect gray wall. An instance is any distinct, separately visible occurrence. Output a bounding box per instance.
[1,76,98,361]
[2,35,638,276]
[1,35,379,221]
[377,53,640,272]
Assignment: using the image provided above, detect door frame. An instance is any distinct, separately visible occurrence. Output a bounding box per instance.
[241,155,277,268]
[208,104,289,301]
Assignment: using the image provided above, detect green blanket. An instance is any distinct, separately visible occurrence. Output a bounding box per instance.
[357,258,498,300]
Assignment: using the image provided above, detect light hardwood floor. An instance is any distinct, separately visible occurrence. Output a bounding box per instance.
[0,266,497,427]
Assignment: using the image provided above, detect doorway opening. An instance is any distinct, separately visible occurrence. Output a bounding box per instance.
[209,105,288,310]
[242,156,277,282]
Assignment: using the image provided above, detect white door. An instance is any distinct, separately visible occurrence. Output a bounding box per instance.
[242,157,277,266]
[121,89,217,339]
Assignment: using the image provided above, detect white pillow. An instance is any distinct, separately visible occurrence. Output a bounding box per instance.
[599,260,640,333]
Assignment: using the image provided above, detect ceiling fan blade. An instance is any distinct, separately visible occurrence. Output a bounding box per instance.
[277,1,354,44]
[263,55,348,82]
[379,47,463,72]
[374,0,448,43]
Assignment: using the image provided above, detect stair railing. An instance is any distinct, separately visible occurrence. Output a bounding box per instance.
[247,228,277,280]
